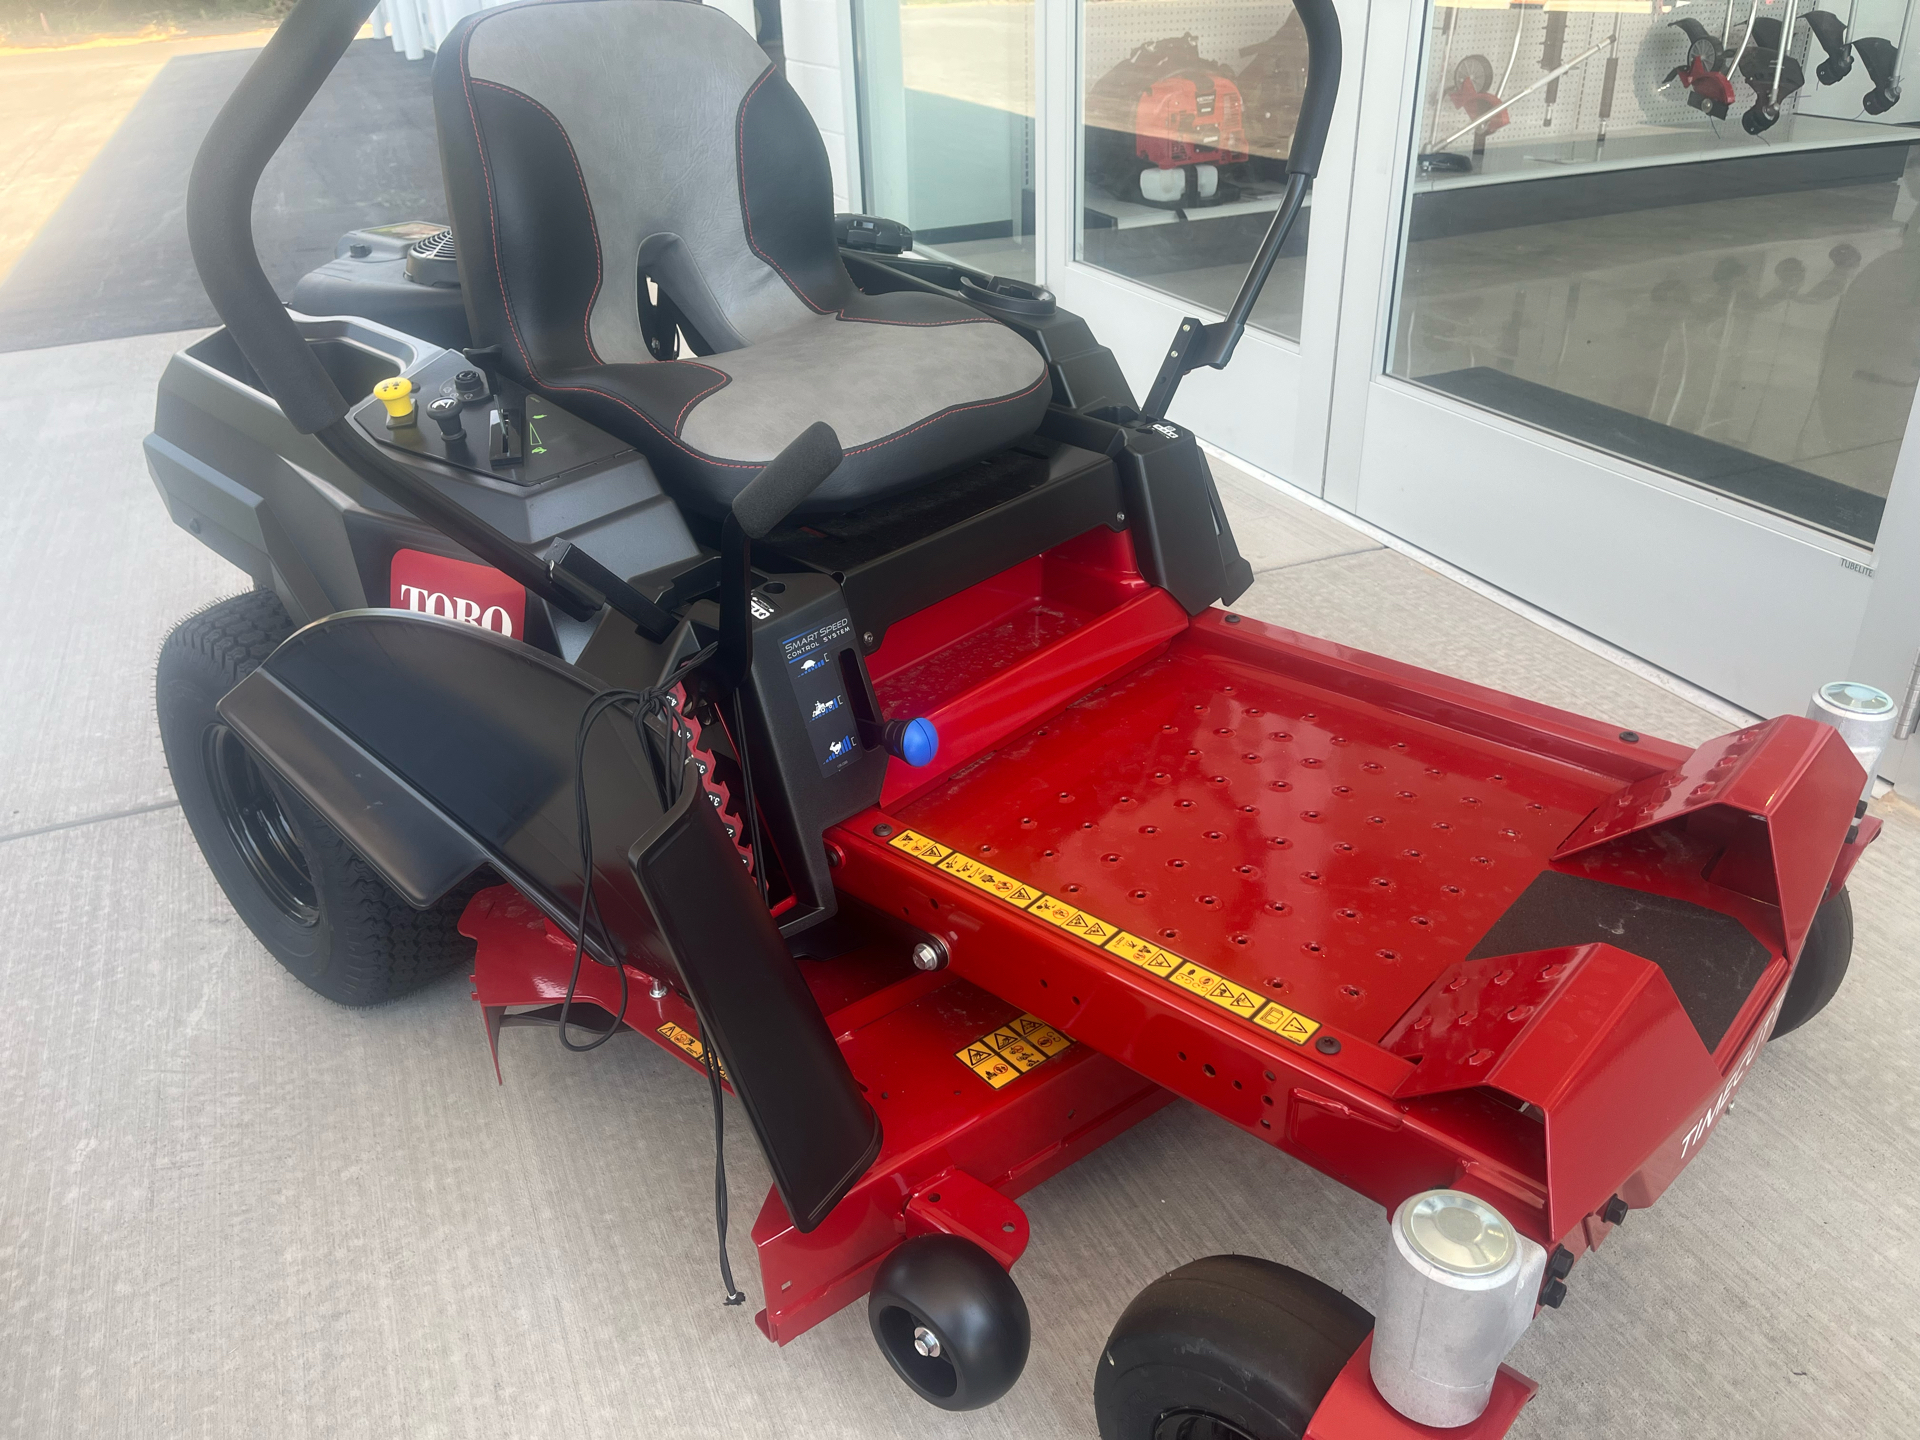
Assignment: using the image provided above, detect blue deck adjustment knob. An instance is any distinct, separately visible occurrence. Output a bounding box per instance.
[884,716,940,767]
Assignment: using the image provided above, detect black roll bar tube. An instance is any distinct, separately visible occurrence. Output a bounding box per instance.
[186,0,674,640]
[1141,0,1342,421]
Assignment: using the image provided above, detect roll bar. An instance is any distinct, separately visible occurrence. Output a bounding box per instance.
[186,0,674,638]
[1141,0,1342,421]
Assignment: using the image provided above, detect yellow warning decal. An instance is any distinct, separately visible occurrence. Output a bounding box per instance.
[985,1026,1050,1073]
[1253,1003,1322,1046]
[888,829,954,865]
[1105,930,1187,979]
[939,853,1044,907]
[890,827,1328,1054]
[658,1021,727,1075]
[1028,893,1121,946]
[1170,962,1269,1023]
[956,1012,1074,1088]
[1006,1012,1074,1059]
[957,1040,1022,1089]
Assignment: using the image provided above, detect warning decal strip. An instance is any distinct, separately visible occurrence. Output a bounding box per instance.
[887,828,1322,1047]
[658,1021,727,1076]
[956,1012,1076,1089]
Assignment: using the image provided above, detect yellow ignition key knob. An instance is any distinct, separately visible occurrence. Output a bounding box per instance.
[373,376,417,426]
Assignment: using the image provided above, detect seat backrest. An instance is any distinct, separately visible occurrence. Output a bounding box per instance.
[434,0,855,375]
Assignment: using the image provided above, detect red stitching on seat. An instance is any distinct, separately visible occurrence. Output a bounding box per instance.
[470,78,605,366]
[670,362,732,434]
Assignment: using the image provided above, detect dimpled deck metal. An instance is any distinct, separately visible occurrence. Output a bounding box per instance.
[898,646,1610,1040]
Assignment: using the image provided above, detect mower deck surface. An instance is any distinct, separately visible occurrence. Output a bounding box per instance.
[892,634,1608,1039]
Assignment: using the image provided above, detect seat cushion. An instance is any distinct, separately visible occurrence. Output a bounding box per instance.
[545,290,1052,516]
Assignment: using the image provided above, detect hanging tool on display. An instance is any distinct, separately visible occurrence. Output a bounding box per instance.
[1596,10,1624,147]
[1805,9,1855,84]
[1433,33,1617,152]
[1739,2,1806,133]
[1664,5,1744,118]
[1856,3,1908,113]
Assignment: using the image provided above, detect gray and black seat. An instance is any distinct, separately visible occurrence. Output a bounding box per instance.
[434,0,1051,517]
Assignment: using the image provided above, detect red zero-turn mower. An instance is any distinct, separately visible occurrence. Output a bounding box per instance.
[147,1,1883,1434]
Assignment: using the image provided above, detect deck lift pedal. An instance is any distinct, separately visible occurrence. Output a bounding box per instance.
[148,0,1888,1434]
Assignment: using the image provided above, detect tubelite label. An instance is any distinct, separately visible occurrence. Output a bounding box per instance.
[887,826,1325,1050]
[956,1013,1075,1088]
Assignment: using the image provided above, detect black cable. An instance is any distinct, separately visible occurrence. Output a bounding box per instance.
[705,1045,747,1306]
[556,647,711,1052]
[555,642,748,1305]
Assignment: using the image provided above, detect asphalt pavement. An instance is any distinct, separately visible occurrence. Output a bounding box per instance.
[0,36,443,352]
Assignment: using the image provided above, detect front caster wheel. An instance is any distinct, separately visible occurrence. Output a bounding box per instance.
[1094,1255,1373,1440]
[868,1235,1029,1410]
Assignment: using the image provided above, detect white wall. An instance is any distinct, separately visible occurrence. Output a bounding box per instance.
[370,0,859,208]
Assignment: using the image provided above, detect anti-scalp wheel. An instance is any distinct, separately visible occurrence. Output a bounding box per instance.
[868,1234,1030,1410]
[1094,1255,1373,1440]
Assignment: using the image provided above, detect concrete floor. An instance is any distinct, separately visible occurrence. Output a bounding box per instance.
[1,330,1916,1439]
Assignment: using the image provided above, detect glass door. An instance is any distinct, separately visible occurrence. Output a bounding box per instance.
[1330,0,1920,717]
[1033,0,1362,478]
[855,0,1039,281]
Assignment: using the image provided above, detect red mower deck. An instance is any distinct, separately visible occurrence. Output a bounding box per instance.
[467,537,1865,1438]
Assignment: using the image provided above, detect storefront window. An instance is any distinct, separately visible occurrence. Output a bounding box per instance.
[856,0,1037,280]
[1076,0,1311,340]
[1389,0,1920,545]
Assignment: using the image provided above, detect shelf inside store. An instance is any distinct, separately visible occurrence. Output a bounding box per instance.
[1414,115,1920,195]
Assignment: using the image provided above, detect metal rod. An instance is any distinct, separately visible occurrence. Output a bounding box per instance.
[1497,8,1527,98]
[1597,11,1623,145]
[1894,0,1912,94]
[1437,35,1616,150]
[1221,173,1308,342]
[1727,0,1763,77]
[1772,0,1798,111]
[1897,649,1920,740]
[1426,6,1459,152]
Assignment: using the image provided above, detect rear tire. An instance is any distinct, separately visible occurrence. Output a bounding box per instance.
[157,590,486,1005]
[1771,887,1853,1039]
[1094,1255,1372,1440]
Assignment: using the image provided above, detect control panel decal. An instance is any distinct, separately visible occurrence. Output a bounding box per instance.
[782,615,860,775]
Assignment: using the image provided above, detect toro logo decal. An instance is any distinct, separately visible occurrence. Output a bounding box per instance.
[389,549,526,638]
